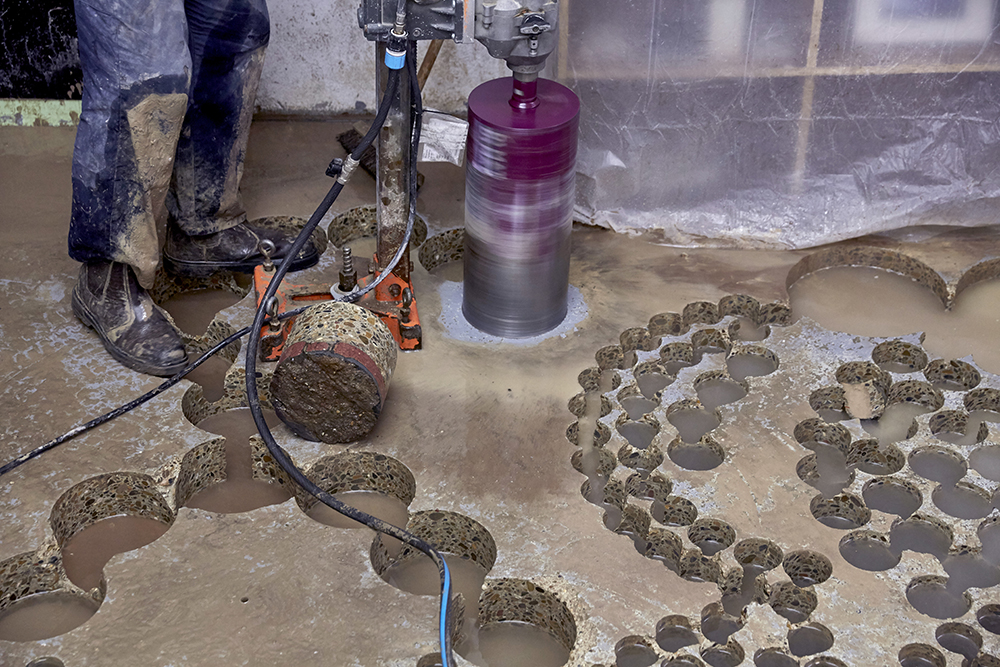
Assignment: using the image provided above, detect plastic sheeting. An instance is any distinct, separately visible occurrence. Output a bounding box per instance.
[559,0,1000,248]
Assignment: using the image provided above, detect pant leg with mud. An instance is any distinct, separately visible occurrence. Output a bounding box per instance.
[68,0,318,376]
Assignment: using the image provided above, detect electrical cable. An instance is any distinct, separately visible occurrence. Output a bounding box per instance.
[243,56,457,667]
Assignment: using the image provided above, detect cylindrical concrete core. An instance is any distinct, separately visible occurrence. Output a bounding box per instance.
[463,76,580,337]
[270,302,397,444]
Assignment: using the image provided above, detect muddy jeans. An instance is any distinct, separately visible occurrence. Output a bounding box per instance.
[68,0,269,287]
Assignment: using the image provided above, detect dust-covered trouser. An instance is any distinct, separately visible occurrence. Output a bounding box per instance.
[68,0,270,288]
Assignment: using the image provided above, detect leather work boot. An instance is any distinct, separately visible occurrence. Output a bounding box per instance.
[162,220,320,277]
[72,261,188,377]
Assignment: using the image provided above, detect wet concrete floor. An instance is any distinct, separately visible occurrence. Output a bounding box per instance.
[1,119,1000,666]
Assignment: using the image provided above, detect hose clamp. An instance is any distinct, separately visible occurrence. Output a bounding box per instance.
[336,155,361,185]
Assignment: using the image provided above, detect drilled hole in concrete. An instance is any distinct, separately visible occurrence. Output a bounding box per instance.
[908,446,968,485]
[569,392,613,419]
[160,288,242,335]
[655,615,698,652]
[663,655,706,666]
[26,658,67,667]
[652,496,698,527]
[668,436,726,471]
[924,359,982,392]
[417,228,464,275]
[466,578,575,667]
[890,514,953,558]
[678,548,722,583]
[618,418,659,451]
[800,445,852,498]
[614,635,658,667]
[728,318,770,342]
[370,510,496,612]
[701,637,745,667]
[734,538,783,573]
[726,345,778,381]
[51,473,175,592]
[802,658,847,667]
[643,528,683,571]
[983,517,1000,565]
[782,550,832,587]
[660,342,695,375]
[298,452,414,543]
[931,410,988,447]
[637,373,672,399]
[943,547,1000,592]
[788,622,834,657]
[565,420,612,448]
[625,472,672,502]
[753,647,798,667]
[688,518,735,557]
[977,604,1000,634]
[897,643,946,667]
[970,445,1000,481]
[873,340,929,373]
[621,396,658,421]
[185,407,292,514]
[0,590,101,643]
[851,439,906,476]
[571,447,617,480]
[862,477,923,519]
[182,353,232,403]
[936,622,983,659]
[906,575,972,619]
[700,601,744,644]
[695,372,748,411]
[809,386,848,422]
[691,329,731,360]
[839,530,900,571]
[667,403,721,444]
[769,581,818,623]
[809,493,871,529]
[933,481,992,520]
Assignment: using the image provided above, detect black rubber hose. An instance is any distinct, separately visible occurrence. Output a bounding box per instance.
[242,65,456,667]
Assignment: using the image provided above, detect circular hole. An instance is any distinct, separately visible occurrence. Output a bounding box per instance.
[897,643,945,667]
[726,344,778,381]
[0,590,101,642]
[861,403,922,445]
[810,493,871,530]
[667,436,726,471]
[942,548,1000,592]
[664,656,706,667]
[695,373,748,411]
[652,496,698,527]
[754,647,799,667]
[160,287,243,335]
[618,418,660,450]
[889,514,953,558]
[667,404,722,444]
[660,342,695,375]
[701,638,745,667]
[782,550,833,587]
[788,622,834,657]
[862,477,923,519]
[26,659,67,667]
[798,451,853,498]
[839,530,900,571]
[769,581,818,623]
[908,446,968,485]
[615,635,658,667]
[970,445,1000,481]
[734,538,784,572]
[643,528,683,570]
[924,359,981,392]
[648,311,686,337]
[935,622,983,659]
[851,439,906,476]
[930,410,987,447]
[679,549,722,583]
[621,396,659,421]
[617,440,664,472]
[728,318,770,342]
[906,575,972,619]
[626,472,673,502]
[688,518,736,557]
[684,301,722,326]
[469,579,575,667]
[809,387,848,422]
[700,602,744,644]
[803,658,847,667]
[570,447,617,480]
[980,517,1000,564]
[933,481,992,520]
[873,340,929,373]
[655,615,698,652]
[976,604,1000,635]
[637,373,672,399]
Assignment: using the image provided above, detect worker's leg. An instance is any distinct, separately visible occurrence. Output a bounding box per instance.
[163,0,319,275]
[68,0,190,375]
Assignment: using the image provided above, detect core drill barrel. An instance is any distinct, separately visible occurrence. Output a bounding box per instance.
[462,76,580,337]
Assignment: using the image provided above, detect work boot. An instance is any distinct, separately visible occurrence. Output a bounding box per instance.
[72,261,188,377]
[163,220,320,277]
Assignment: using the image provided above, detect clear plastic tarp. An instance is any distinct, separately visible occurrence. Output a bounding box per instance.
[557,0,1000,247]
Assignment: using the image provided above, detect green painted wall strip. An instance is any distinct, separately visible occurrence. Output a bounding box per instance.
[0,100,82,126]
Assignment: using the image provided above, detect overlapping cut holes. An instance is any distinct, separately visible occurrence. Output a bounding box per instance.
[850,439,906,476]
[635,360,674,399]
[565,420,612,447]
[930,410,989,447]
[618,383,659,420]
[809,386,848,422]
[667,400,722,445]
[614,635,658,667]
[691,328,731,362]
[644,528,684,571]
[568,391,613,419]
[788,622,834,657]
[935,622,982,660]
[873,340,929,374]
[862,477,923,519]
[667,435,726,471]
[700,601,744,644]
[617,413,660,450]
[694,371,748,411]
[701,637,744,666]
[571,447,617,479]
[942,546,1000,592]
[797,453,855,497]
[933,481,992,520]
[838,530,900,571]
[905,575,972,619]
[618,440,664,472]
[897,642,946,667]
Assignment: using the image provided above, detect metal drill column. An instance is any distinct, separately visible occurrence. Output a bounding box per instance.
[375,41,413,283]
